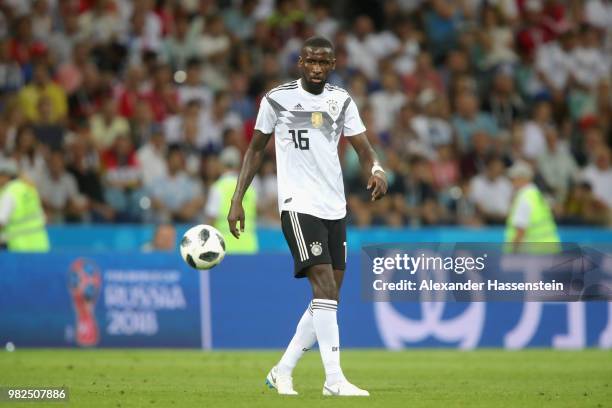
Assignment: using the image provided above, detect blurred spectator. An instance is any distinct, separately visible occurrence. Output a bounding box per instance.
[12,125,45,181]
[584,0,612,30]
[149,145,204,223]
[31,0,53,42]
[581,147,612,210]
[7,14,47,67]
[229,71,255,121]
[48,8,85,64]
[35,150,87,223]
[479,5,518,69]
[223,0,258,40]
[391,17,421,76]
[430,144,459,193]
[411,90,453,155]
[143,63,179,122]
[89,95,130,150]
[469,155,512,224]
[516,0,553,58]
[101,134,143,222]
[31,96,65,150]
[390,102,421,158]
[141,223,177,252]
[78,0,127,46]
[0,39,24,96]
[162,10,199,71]
[535,30,577,96]
[460,131,494,179]
[18,63,68,123]
[424,0,461,63]
[66,134,115,222]
[563,181,609,225]
[403,51,444,99]
[370,71,407,134]
[178,57,213,107]
[267,0,306,46]
[403,155,444,225]
[452,91,498,152]
[199,91,243,153]
[346,15,385,80]
[522,100,552,159]
[164,99,206,147]
[571,25,610,90]
[482,66,525,132]
[137,127,168,188]
[199,14,231,60]
[537,127,579,205]
[55,41,90,95]
[129,99,156,147]
[68,62,104,123]
[115,65,144,120]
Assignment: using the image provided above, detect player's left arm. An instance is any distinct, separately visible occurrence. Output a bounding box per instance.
[347,133,388,201]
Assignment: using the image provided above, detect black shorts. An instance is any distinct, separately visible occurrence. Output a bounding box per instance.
[281,211,347,278]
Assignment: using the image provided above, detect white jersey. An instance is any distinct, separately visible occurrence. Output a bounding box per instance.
[254,79,366,220]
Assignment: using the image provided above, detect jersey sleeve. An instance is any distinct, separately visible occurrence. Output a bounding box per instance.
[343,98,366,137]
[254,97,277,134]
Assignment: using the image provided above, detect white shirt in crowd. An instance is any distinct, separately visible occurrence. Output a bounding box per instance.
[136,143,168,188]
[369,90,407,133]
[581,164,612,209]
[522,121,547,160]
[469,174,513,217]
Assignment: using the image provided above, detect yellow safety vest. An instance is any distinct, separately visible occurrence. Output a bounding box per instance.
[1,179,50,252]
[213,174,258,254]
[505,185,560,253]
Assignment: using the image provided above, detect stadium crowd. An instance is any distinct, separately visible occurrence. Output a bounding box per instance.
[0,0,610,227]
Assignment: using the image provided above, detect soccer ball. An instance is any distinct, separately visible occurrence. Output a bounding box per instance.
[180,225,226,270]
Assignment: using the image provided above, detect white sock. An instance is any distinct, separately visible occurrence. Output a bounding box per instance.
[312,298,346,385]
[277,301,317,376]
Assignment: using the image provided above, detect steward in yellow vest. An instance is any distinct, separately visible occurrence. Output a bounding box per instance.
[204,147,258,253]
[505,161,559,254]
[0,159,50,252]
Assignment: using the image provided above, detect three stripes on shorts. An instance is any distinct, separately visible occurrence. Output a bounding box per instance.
[289,211,309,262]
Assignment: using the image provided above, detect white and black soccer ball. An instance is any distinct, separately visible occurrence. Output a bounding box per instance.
[180,225,226,270]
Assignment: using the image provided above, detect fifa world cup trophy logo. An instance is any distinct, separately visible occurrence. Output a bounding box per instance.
[68,259,102,346]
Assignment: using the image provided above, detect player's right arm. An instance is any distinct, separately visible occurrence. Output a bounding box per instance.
[227,130,272,238]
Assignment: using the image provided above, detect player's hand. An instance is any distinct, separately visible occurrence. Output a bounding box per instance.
[367,172,388,201]
[227,201,245,239]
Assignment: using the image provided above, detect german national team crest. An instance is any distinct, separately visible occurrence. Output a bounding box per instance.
[311,112,323,128]
[310,242,323,256]
[327,100,339,116]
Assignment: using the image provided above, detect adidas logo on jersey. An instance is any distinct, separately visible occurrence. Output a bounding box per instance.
[293,103,304,111]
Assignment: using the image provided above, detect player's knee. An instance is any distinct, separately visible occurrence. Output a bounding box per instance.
[308,264,338,300]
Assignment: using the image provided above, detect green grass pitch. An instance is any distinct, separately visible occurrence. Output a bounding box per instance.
[1,349,610,407]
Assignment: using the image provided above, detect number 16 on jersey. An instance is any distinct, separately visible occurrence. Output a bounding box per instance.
[289,129,309,150]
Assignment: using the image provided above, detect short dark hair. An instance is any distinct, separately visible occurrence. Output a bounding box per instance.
[302,36,334,53]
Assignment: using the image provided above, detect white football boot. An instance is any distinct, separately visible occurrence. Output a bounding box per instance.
[322,380,370,396]
[265,366,298,395]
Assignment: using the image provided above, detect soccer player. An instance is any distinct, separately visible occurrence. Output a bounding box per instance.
[227,36,387,397]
